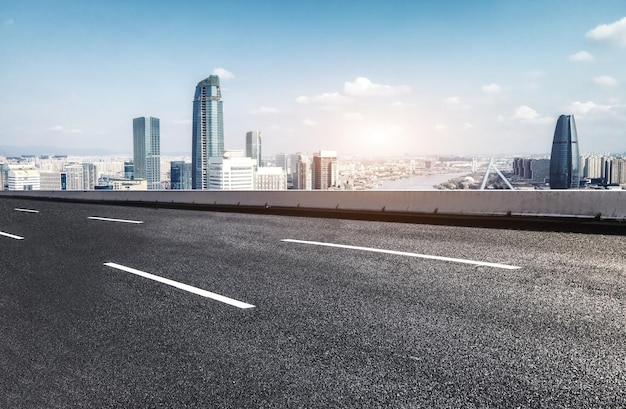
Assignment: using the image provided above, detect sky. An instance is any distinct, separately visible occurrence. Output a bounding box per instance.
[1,0,626,157]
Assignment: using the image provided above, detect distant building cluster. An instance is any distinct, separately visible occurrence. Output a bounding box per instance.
[581,155,626,186]
[0,156,147,191]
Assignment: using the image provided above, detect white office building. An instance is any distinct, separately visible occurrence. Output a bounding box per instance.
[8,166,40,190]
[255,167,287,190]
[208,151,254,190]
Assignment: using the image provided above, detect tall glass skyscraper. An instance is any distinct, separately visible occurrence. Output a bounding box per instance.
[192,75,224,189]
[549,114,580,189]
[133,116,161,190]
[246,131,262,168]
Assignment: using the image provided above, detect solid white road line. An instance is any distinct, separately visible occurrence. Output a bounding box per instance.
[88,216,144,224]
[282,239,521,270]
[0,231,24,240]
[103,262,255,309]
[14,208,39,213]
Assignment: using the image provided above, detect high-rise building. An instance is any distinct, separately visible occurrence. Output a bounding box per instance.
[192,75,224,189]
[1,163,10,190]
[133,116,161,190]
[549,115,580,189]
[275,153,288,170]
[246,131,262,168]
[312,151,338,190]
[287,153,300,188]
[82,163,97,190]
[170,161,192,190]
[124,161,134,179]
[63,164,84,190]
[294,154,312,190]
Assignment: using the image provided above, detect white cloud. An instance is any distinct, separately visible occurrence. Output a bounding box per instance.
[568,101,614,115]
[4,18,14,26]
[593,75,618,86]
[512,105,539,120]
[251,106,279,115]
[444,96,461,104]
[50,125,65,132]
[343,77,410,97]
[435,124,447,131]
[303,118,316,126]
[211,68,234,79]
[173,119,192,125]
[511,105,553,124]
[296,92,351,105]
[464,122,474,129]
[586,16,626,46]
[481,83,502,94]
[569,50,594,62]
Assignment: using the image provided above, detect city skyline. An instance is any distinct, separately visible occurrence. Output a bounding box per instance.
[1,1,626,157]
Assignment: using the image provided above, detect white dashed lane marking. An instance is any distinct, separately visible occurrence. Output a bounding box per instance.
[0,231,24,240]
[88,216,144,224]
[14,208,39,213]
[104,262,255,309]
[282,239,521,270]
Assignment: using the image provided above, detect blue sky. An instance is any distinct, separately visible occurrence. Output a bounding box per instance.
[1,0,626,157]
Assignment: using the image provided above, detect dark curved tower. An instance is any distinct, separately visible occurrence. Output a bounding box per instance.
[549,114,580,189]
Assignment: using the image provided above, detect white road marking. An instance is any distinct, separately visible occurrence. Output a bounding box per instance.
[0,231,24,240]
[88,216,143,224]
[103,262,255,309]
[14,208,39,213]
[282,239,521,270]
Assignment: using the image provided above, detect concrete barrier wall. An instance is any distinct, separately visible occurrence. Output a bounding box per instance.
[2,190,626,220]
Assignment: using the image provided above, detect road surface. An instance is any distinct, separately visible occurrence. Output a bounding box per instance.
[1,197,625,407]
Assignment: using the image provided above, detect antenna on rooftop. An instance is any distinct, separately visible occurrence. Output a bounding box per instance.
[480,157,514,190]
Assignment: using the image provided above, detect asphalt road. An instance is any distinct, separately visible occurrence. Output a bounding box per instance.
[1,197,625,408]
